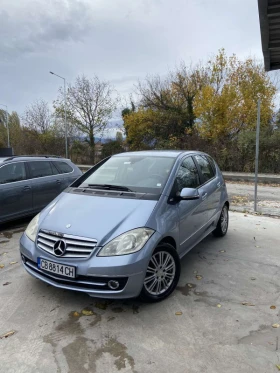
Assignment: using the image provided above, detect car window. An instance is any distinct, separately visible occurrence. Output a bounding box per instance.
[28,161,54,178]
[207,156,217,176]
[80,155,175,194]
[50,162,60,175]
[194,155,215,183]
[55,161,73,174]
[175,157,200,192]
[0,162,26,184]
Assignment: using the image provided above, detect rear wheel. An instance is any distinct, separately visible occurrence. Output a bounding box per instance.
[139,243,180,302]
[212,204,229,237]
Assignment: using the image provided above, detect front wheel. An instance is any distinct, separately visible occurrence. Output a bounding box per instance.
[212,204,229,237]
[139,243,181,302]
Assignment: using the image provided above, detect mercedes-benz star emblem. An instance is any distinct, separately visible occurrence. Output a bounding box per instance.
[53,240,67,256]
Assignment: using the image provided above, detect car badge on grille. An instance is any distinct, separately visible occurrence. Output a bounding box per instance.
[53,240,67,256]
[66,224,71,229]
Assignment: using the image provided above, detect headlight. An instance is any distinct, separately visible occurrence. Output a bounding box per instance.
[98,228,154,257]
[25,214,40,242]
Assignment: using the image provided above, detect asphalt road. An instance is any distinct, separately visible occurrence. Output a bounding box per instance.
[1,212,280,373]
[226,182,280,216]
[227,182,280,202]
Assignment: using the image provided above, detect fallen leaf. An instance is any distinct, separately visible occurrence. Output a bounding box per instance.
[0,330,15,339]
[175,312,182,316]
[270,306,276,310]
[242,302,255,306]
[3,282,11,286]
[272,323,280,328]
[219,250,225,253]
[276,364,280,371]
[250,277,256,280]
[187,284,193,288]
[255,246,260,248]
[0,264,4,269]
[81,309,94,316]
[196,275,203,280]
[9,261,17,265]
[217,304,222,308]
[73,311,80,317]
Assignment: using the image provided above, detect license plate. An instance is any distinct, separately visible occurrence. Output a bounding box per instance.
[38,258,76,278]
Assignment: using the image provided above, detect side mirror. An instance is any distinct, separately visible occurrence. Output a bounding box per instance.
[179,187,200,200]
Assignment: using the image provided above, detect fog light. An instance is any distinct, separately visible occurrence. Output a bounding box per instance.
[108,280,120,290]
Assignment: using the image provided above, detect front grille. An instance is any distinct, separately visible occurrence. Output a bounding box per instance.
[23,256,128,291]
[37,230,97,258]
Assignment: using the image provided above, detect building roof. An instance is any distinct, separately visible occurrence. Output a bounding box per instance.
[258,0,280,71]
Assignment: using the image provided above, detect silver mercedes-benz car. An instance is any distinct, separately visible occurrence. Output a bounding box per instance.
[20,150,229,302]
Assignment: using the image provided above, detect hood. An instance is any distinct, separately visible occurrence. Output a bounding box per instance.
[39,192,157,245]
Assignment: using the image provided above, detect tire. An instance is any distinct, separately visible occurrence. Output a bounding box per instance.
[212,204,229,237]
[139,243,181,303]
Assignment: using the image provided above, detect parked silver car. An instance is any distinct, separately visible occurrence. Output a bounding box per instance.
[0,156,82,223]
[20,150,229,302]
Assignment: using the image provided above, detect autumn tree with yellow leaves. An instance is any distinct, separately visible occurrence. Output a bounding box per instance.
[123,49,277,150]
[193,49,276,140]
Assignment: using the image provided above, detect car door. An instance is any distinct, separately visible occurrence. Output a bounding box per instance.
[174,156,209,256]
[27,160,64,211]
[194,154,222,224]
[0,161,33,222]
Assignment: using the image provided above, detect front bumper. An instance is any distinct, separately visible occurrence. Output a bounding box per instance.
[20,232,159,299]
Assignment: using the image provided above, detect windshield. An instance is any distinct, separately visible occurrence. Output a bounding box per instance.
[80,155,175,194]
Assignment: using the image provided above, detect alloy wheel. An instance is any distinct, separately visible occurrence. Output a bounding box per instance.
[144,251,176,296]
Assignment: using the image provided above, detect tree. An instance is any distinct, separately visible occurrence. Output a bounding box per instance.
[55,75,118,162]
[23,99,52,133]
[193,49,276,140]
[116,131,123,143]
[8,111,22,151]
[0,109,8,147]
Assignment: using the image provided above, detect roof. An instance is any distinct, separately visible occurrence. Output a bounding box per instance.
[113,150,206,158]
[0,155,68,164]
[258,0,280,71]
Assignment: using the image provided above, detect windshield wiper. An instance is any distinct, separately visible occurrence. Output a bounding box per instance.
[87,184,134,192]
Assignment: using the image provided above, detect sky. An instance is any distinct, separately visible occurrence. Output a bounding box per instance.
[0,0,264,123]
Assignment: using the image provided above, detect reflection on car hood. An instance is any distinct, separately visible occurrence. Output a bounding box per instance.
[40,192,157,245]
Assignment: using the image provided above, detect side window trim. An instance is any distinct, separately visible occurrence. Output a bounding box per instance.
[193,155,215,187]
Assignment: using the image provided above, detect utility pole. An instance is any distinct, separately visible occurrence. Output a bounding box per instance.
[50,71,68,158]
[254,99,261,212]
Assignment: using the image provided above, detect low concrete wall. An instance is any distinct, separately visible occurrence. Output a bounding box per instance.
[77,165,280,184]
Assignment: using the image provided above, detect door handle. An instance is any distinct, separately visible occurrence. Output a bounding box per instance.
[23,186,31,191]
[202,192,208,201]
[56,180,61,184]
